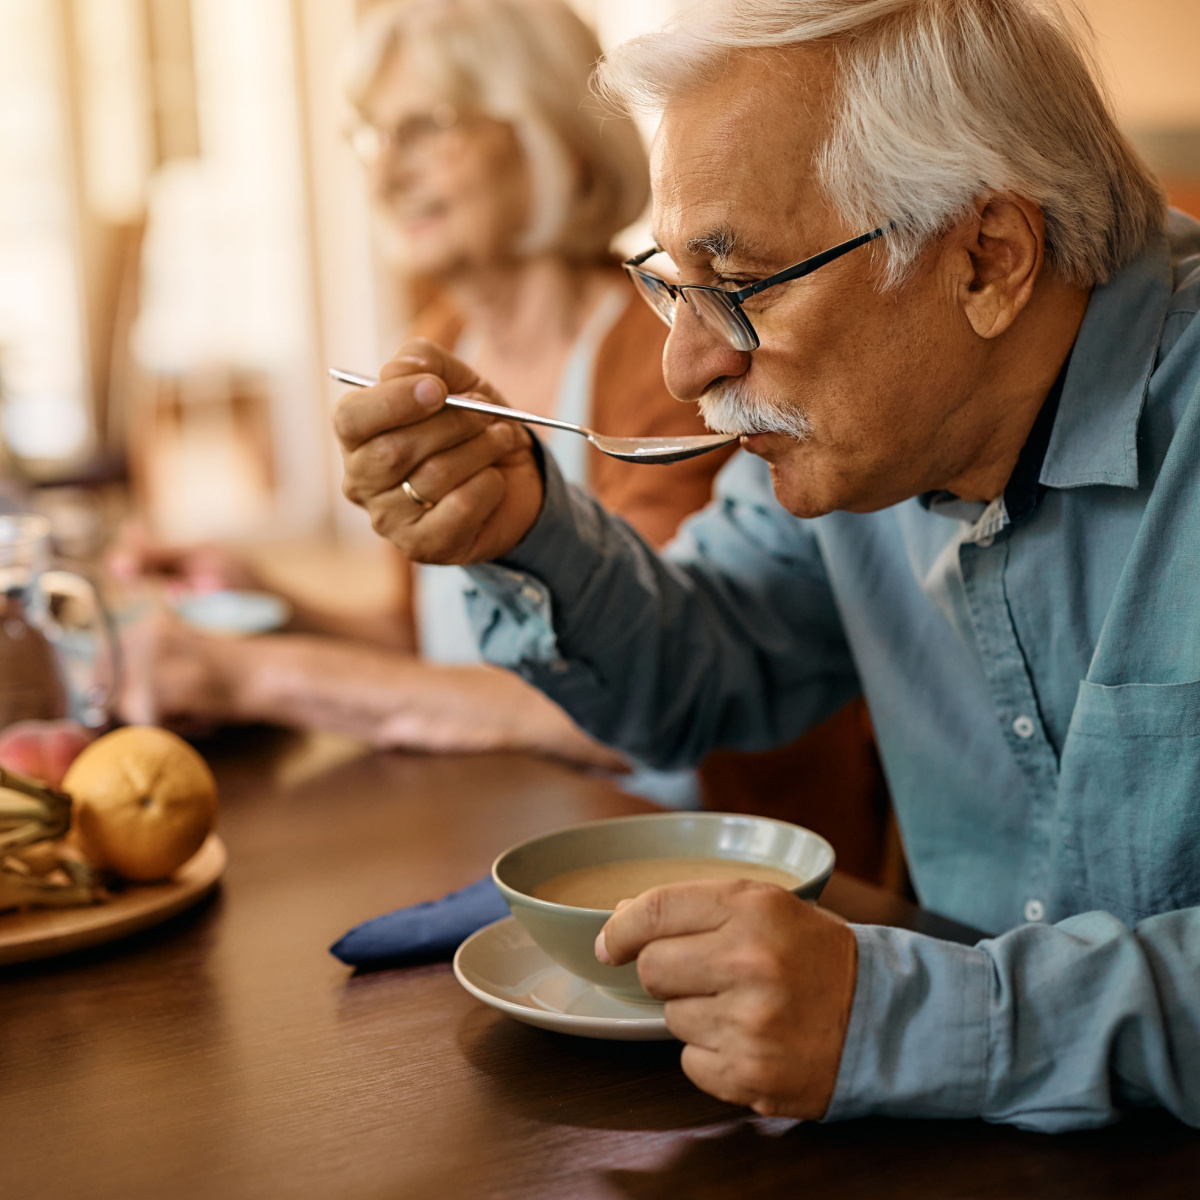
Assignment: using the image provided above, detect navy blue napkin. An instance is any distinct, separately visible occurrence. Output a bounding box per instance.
[330,874,509,968]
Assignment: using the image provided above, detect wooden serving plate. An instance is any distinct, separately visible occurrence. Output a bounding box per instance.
[0,833,227,966]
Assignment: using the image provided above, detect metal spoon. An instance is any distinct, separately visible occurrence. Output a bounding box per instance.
[328,368,737,465]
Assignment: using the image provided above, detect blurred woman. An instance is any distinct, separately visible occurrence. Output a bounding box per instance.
[114,0,732,792]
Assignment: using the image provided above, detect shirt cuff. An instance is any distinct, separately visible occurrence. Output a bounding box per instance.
[461,438,564,667]
[824,924,992,1122]
[462,563,561,667]
[463,446,612,671]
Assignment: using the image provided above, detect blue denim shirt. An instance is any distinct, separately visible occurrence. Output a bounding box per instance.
[463,212,1200,1131]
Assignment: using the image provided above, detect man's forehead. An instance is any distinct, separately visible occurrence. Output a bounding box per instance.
[648,46,834,262]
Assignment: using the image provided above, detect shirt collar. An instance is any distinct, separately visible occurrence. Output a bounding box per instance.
[920,231,1174,526]
[1039,232,1174,491]
[1001,354,1067,525]
[918,359,1066,527]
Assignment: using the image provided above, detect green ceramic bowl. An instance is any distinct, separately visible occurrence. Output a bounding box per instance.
[492,812,835,1003]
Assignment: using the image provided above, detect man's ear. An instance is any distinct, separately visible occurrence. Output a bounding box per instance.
[956,197,1045,339]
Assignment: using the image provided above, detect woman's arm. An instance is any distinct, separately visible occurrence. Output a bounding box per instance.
[119,614,626,771]
[108,523,418,652]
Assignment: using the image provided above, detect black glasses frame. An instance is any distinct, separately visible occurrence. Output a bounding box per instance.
[624,225,888,352]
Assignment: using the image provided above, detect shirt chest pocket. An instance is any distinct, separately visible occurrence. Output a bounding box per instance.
[1056,678,1200,924]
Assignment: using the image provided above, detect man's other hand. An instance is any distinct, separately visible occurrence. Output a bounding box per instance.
[596,880,858,1119]
[334,340,545,565]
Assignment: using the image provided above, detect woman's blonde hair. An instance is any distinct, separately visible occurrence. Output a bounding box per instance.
[596,0,1167,288]
[347,0,650,261]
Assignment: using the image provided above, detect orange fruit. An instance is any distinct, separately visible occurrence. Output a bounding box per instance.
[63,727,218,881]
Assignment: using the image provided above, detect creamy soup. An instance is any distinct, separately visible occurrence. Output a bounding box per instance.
[531,856,804,909]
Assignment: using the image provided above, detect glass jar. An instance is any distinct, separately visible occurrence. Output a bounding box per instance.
[0,514,116,732]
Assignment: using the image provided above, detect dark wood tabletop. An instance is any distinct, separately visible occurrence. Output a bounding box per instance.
[2,729,1196,1200]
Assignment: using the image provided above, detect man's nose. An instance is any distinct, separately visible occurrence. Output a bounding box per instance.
[662,303,751,402]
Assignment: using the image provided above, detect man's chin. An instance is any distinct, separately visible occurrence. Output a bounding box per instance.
[767,459,910,519]
[771,482,838,519]
[743,439,840,519]
[740,434,912,517]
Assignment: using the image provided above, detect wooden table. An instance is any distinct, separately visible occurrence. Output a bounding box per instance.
[2,730,1196,1199]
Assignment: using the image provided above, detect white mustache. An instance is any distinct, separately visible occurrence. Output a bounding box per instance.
[698,378,814,441]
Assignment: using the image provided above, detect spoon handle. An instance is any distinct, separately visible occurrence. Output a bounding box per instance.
[441,393,585,436]
[328,368,586,438]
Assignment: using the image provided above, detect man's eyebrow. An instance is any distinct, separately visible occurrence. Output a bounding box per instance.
[683,225,778,270]
[686,226,738,260]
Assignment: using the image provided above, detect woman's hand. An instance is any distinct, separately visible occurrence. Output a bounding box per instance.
[373,663,630,772]
[119,611,241,731]
[334,340,544,564]
[116,603,630,771]
[108,521,266,595]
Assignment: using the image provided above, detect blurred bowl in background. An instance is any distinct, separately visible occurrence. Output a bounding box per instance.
[173,590,291,636]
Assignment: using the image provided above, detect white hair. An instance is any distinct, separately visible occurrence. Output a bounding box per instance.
[699,376,814,439]
[596,0,1166,287]
[347,0,650,261]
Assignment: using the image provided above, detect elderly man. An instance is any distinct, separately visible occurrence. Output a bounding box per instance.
[333,0,1200,1131]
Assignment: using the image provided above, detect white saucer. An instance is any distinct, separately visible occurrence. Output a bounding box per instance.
[453,917,673,1041]
[174,590,291,636]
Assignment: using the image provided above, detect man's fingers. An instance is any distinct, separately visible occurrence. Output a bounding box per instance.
[381,338,494,399]
[596,881,738,967]
[333,372,457,452]
[662,995,723,1049]
[336,336,511,452]
[679,1043,759,1110]
[404,423,525,506]
[635,929,734,999]
[372,467,508,563]
[341,408,496,503]
[335,338,500,451]
[423,468,509,558]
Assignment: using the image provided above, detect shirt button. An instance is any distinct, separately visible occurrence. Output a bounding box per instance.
[1024,899,1045,923]
[977,534,995,548]
[521,584,542,603]
[1012,715,1036,739]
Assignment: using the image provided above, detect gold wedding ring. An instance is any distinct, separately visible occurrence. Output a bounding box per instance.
[401,479,435,511]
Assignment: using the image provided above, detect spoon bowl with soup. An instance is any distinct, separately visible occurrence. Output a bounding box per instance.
[492,812,835,1002]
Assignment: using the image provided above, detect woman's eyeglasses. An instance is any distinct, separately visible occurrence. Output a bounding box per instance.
[624,226,888,352]
[345,104,462,166]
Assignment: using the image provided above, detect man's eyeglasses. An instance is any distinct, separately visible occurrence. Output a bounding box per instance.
[624,226,888,352]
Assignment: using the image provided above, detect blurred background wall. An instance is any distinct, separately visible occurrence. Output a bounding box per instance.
[0,0,1197,553]
[1081,0,1200,217]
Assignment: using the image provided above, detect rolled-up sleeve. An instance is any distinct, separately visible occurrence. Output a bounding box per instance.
[827,907,1200,1131]
[466,448,862,768]
[463,564,560,668]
